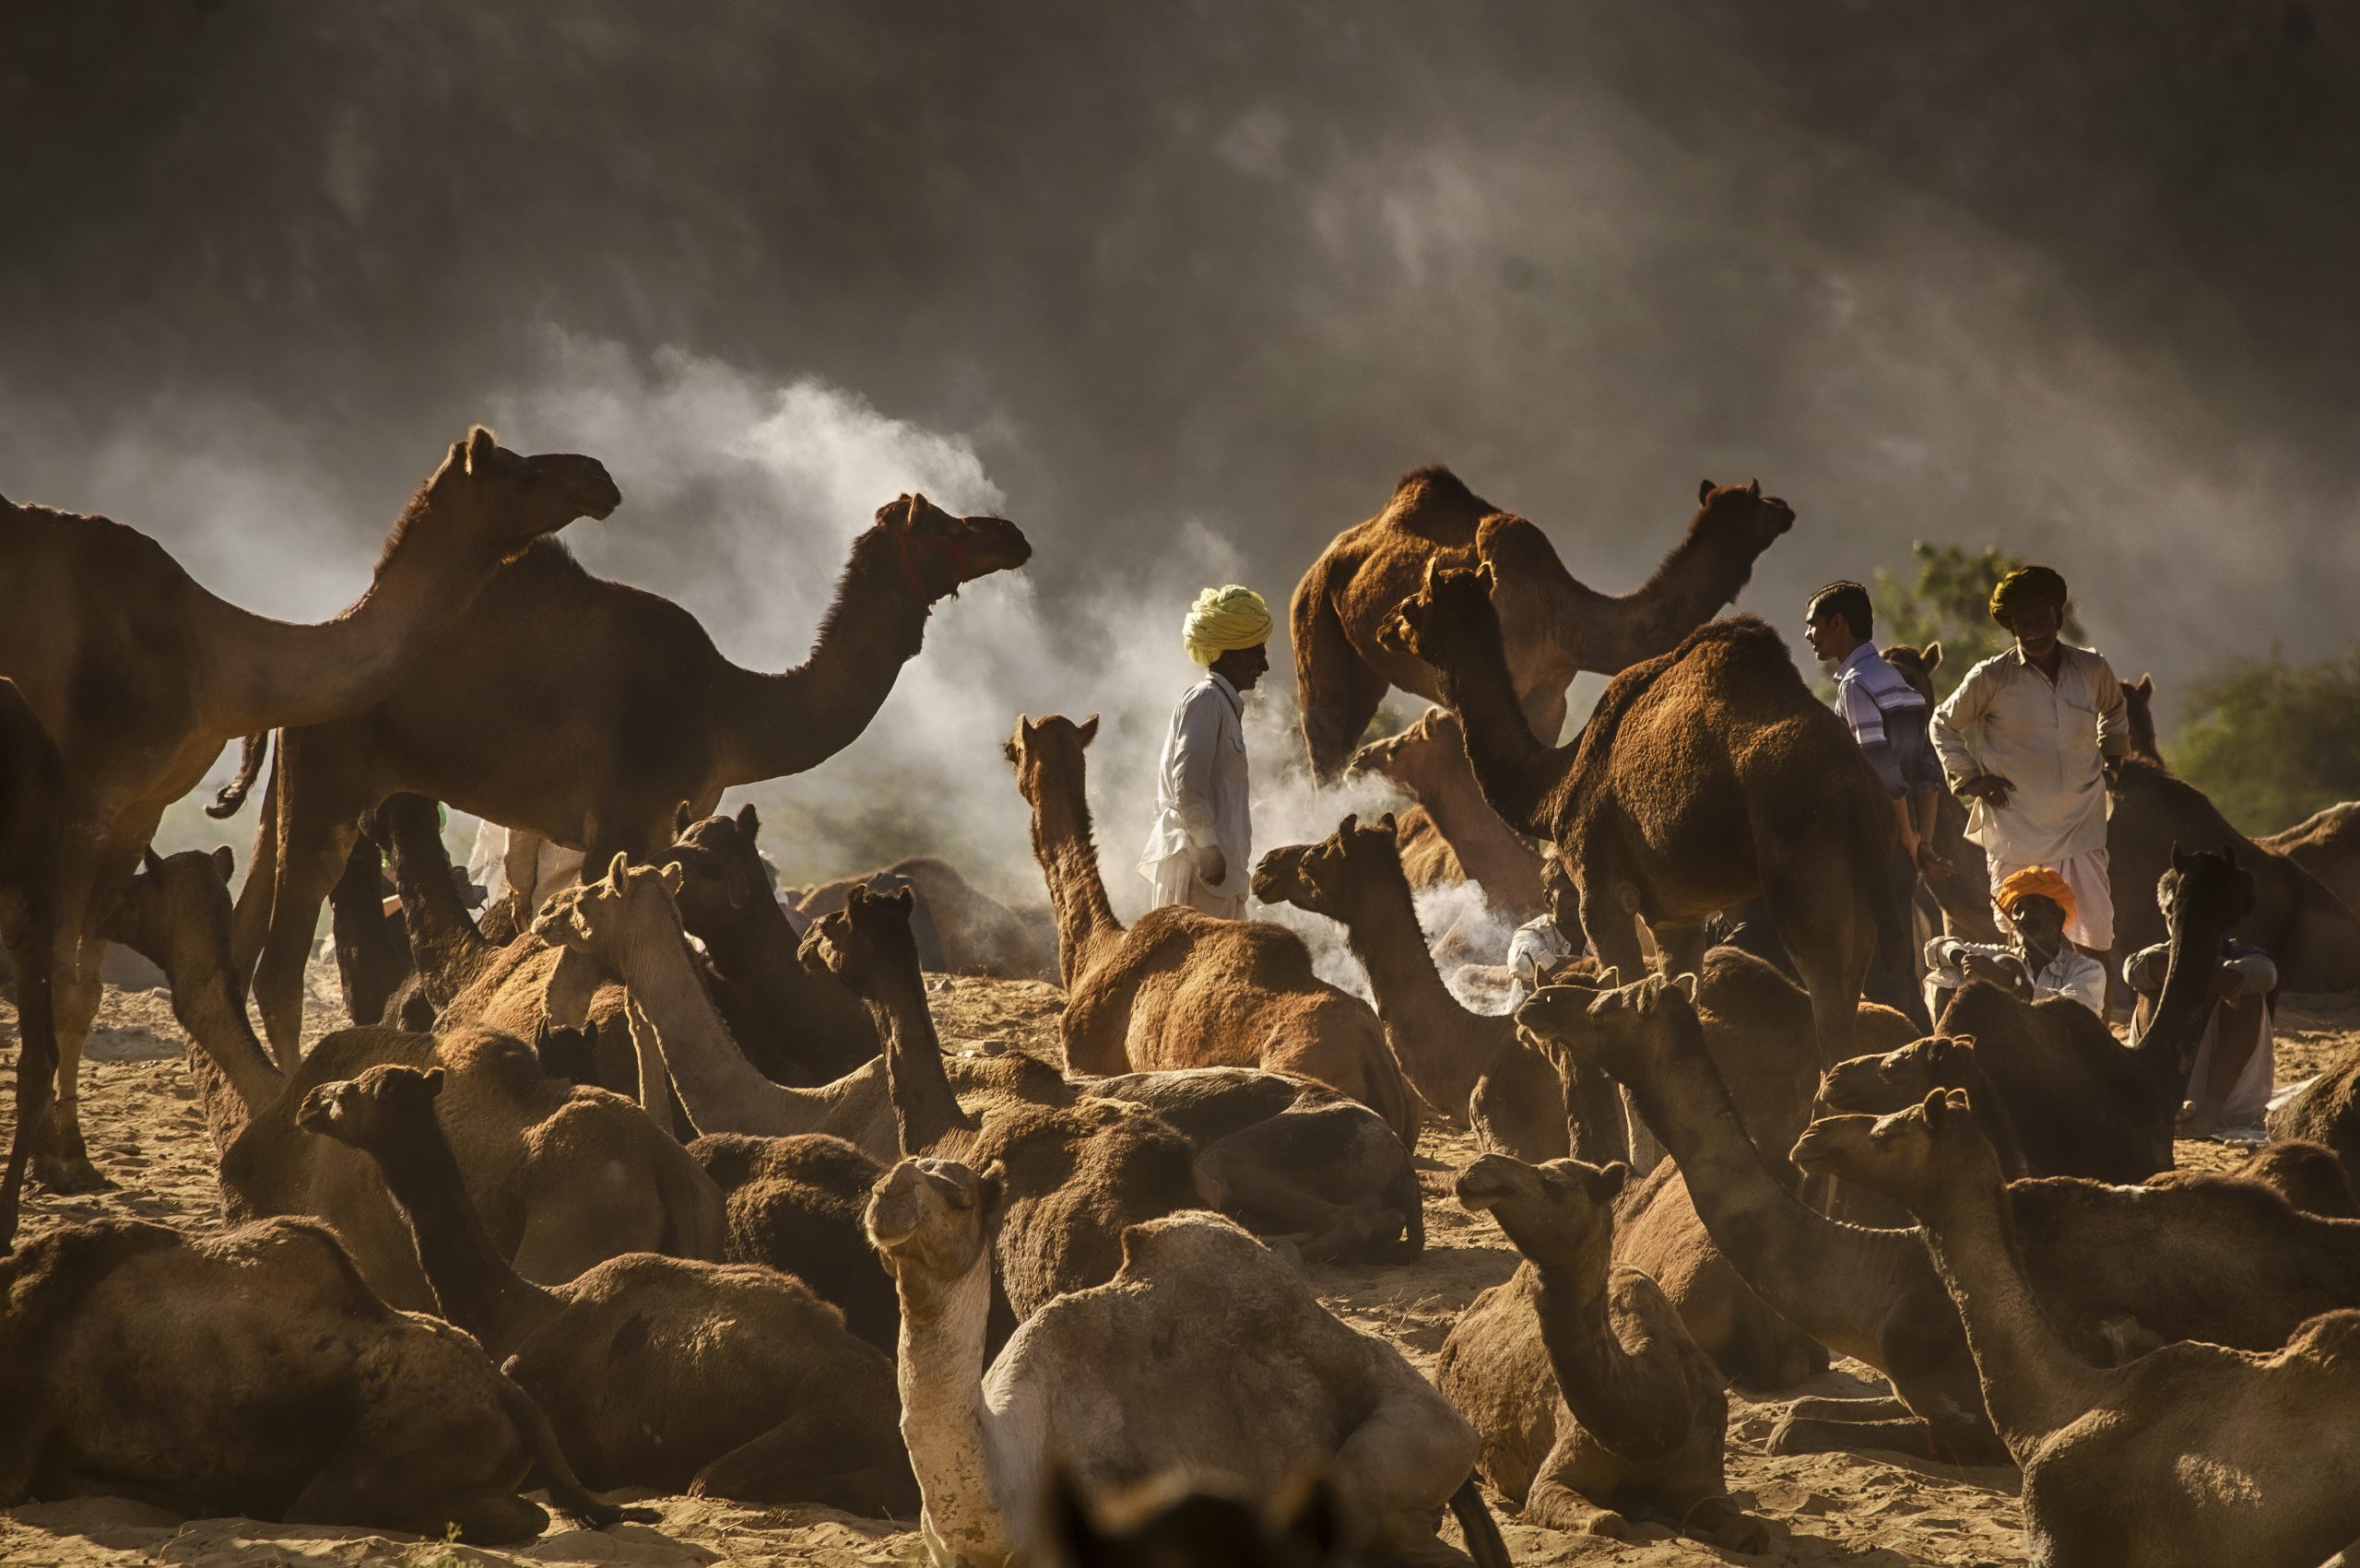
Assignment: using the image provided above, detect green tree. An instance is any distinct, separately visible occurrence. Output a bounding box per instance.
[2173,647,2360,836]
[1870,542,2083,699]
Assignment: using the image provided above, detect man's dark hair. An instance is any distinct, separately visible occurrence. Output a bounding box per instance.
[1807,581,1874,641]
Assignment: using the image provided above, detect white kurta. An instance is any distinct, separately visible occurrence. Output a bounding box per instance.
[1139,672,1251,917]
[1929,643,2130,866]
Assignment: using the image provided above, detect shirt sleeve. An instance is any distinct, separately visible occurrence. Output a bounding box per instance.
[2121,943,2170,994]
[1168,689,1223,849]
[1930,664,1993,785]
[2088,654,2130,760]
[2223,949,2278,997]
[2050,955,2108,1016]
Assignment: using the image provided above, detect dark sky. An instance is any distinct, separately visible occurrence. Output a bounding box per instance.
[5,1,2355,880]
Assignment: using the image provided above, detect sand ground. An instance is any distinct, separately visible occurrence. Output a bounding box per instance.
[4,967,2353,1567]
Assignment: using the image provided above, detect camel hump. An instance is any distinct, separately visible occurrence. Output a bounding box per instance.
[1118,1210,1270,1279]
[1391,465,1497,517]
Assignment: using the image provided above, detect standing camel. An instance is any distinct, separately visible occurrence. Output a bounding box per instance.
[1292,469,1793,781]
[0,429,619,1190]
[1381,562,1903,1070]
[227,493,1031,1058]
[1,679,66,1249]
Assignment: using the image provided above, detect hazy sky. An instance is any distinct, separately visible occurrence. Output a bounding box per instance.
[6,1,2354,885]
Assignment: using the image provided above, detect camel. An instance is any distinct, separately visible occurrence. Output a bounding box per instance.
[100,846,725,1308]
[1347,707,1544,916]
[1436,1154,1765,1551]
[2109,675,2360,988]
[864,1157,1508,1568]
[0,1215,637,1540]
[1879,643,2000,942]
[689,1130,900,1352]
[322,829,425,1028]
[298,1063,915,1511]
[1,678,65,1249]
[794,854,1058,982]
[2271,1046,2360,1200]
[1,429,618,1190]
[1041,1467,1352,1568]
[1380,562,1905,1070]
[228,492,1032,1059]
[1292,468,1793,782]
[2262,799,2360,919]
[1797,1091,2360,1568]
[2153,1140,2357,1220]
[1005,713,1419,1143]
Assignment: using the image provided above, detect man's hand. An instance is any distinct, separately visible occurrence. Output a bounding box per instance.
[1961,950,2028,995]
[1954,773,2015,808]
[1915,840,1955,879]
[1194,844,1228,888]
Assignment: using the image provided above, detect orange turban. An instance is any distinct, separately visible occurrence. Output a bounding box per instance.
[1996,865,2075,930]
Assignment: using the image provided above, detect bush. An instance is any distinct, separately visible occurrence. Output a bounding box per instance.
[2173,647,2360,836]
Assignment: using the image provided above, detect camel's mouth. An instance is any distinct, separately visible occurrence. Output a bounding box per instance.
[1788,1122,1853,1176]
[954,514,1033,575]
[293,1083,345,1136]
[1453,1157,1525,1212]
[865,1191,925,1250]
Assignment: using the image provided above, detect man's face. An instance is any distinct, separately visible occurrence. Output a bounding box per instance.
[1214,642,1270,692]
[1544,865,1580,933]
[2009,894,2067,957]
[2009,605,2063,659]
[1804,608,1856,665]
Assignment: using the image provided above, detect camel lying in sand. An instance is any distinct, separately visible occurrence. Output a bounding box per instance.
[101,847,723,1308]
[1437,1154,1765,1550]
[0,1215,635,1540]
[1348,707,1545,916]
[1,678,65,1249]
[793,854,1057,982]
[4,429,616,1192]
[2262,798,2360,924]
[1005,713,1418,1143]
[2272,1052,2360,1203]
[688,1130,900,1352]
[300,1063,914,1512]
[1799,1091,2360,1568]
[865,1157,1508,1568]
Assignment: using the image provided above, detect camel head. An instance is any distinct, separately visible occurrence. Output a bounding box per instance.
[1691,477,1796,565]
[1814,1035,1979,1118]
[101,845,240,999]
[295,1062,443,1151]
[1005,713,1100,809]
[1789,1088,1991,1216]
[864,1155,1003,1283]
[2121,673,2162,764]
[663,803,768,931]
[1249,814,1401,917]
[413,425,620,565]
[1374,561,1500,668]
[1042,1465,1351,1568]
[798,881,922,998]
[531,851,687,990]
[871,493,1032,603]
[2157,842,2256,947]
[1454,1151,1628,1271]
[1344,707,1457,795]
[1881,643,1943,707]
[1514,969,1699,1086]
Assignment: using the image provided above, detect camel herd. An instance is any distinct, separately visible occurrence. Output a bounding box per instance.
[6,439,2360,1567]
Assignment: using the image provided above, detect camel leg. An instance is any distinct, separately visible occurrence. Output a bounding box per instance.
[1520,1443,1627,1539]
[287,1473,549,1545]
[227,755,280,978]
[252,811,363,1065]
[1762,860,1870,1070]
[1764,1411,1942,1460]
[1,921,56,1244]
[1334,1387,1492,1562]
[1682,1493,1770,1555]
[30,837,119,1197]
[1650,921,1708,980]
[687,1410,917,1515]
[1576,868,1661,1171]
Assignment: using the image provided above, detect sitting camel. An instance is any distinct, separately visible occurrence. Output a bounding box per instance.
[0,1215,634,1540]
[2152,1139,2358,1220]
[1291,467,1793,783]
[4,428,617,1189]
[688,1131,898,1352]
[1005,713,1417,1143]
[1436,1154,1765,1551]
[2272,1049,2360,1203]
[794,853,1058,982]
[1,678,65,1249]
[101,847,724,1309]
[1381,562,1904,1069]
[229,493,1031,1060]
[1347,707,1544,916]
[865,1157,1508,1568]
[2261,798,2360,925]
[1799,1091,2360,1568]
[300,1063,915,1512]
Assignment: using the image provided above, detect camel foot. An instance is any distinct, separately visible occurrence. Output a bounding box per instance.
[427,1489,552,1545]
[1687,1497,1770,1555]
[1584,1509,1631,1539]
[32,1152,113,1196]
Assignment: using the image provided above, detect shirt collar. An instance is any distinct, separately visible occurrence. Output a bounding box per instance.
[1206,670,1242,713]
[1837,643,1881,678]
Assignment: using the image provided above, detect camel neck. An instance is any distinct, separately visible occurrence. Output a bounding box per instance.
[1434,614,1563,840]
[1530,1256,1692,1459]
[1335,863,1490,1115]
[891,1244,1014,1566]
[714,536,935,784]
[170,971,285,1156]
[2133,890,2234,1103]
[1913,1174,2108,1457]
[1552,512,1764,672]
[355,1105,561,1357]
[865,967,979,1157]
[1025,766,1123,985]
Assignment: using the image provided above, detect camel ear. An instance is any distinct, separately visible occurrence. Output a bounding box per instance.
[1923,641,1942,674]
[142,845,165,877]
[1670,971,1700,1004]
[1596,966,1622,991]
[1077,713,1100,747]
[2169,841,2190,872]
[1474,560,1497,596]
[420,1067,446,1096]
[735,802,760,842]
[659,861,685,896]
[1380,811,1398,835]
[1698,478,1716,504]
[906,494,929,527]
[2133,674,2154,700]
[674,801,693,836]
[211,844,236,885]
[1746,477,1761,497]
[464,424,498,475]
[891,884,916,912]
[1596,1160,1631,1200]
[976,1160,1008,1216]
[1339,813,1358,837]
[606,850,631,888]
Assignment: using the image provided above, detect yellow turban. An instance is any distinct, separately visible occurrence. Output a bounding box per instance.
[1996,865,2076,930]
[1183,584,1272,668]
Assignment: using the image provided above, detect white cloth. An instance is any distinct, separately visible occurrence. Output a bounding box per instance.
[1924,935,2108,1016]
[1987,845,2116,952]
[1506,916,1575,1009]
[1930,643,2129,865]
[1139,671,1252,911]
[466,820,583,914]
[1144,853,1245,919]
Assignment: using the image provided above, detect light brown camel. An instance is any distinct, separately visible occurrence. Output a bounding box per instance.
[1437,1154,1765,1551]
[794,854,1058,982]
[1,678,66,1249]
[1005,713,1419,1143]
[1348,707,1544,915]
[1292,468,1793,781]
[864,1158,1508,1568]
[2109,675,2360,988]
[0,429,618,1189]
[1381,563,1904,1071]
[1798,1091,2360,1568]
[0,1214,637,1539]
[298,1063,915,1512]
[228,493,1031,1059]
[2262,799,2360,919]
[100,846,725,1309]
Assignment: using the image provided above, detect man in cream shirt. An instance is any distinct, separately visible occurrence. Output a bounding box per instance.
[1139,584,1270,917]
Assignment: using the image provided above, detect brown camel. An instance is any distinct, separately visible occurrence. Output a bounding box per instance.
[2152,1139,2357,1220]
[794,854,1058,982]
[299,1063,915,1512]
[1347,707,1544,915]
[1437,1154,1765,1551]
[864,1158,1507,1568]
[1381,563,1904,1071]
[2270,1047,2360,1202]
[1041,1467,1353,1568]
[1005,713,1419,1143]
[2109,675,2360,988]
[100,846,725,1309]
[1799,1091,2360,1568]
[688,1131,900,1352]
[228,493,1031,1059]
[1,429,618,1190]
[0,1215,636,1539]
[1292,468,1793,782]
[2262,798,2360,919]
[1,678,66,1249]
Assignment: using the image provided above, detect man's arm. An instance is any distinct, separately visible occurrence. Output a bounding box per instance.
[2088,654,2131,760]
[1168,689,1224,860]
[1929,664,1992,784]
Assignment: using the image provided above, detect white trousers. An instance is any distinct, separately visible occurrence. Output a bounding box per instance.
[1144,855,1245,919]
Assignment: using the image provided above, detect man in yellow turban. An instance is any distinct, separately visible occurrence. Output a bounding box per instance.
[1139,585,1271,917]
[1922,862,2107,1015]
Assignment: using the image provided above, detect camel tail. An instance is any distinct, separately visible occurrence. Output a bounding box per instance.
[207,731,269,818]
[1386,1149,1426,1261]
[1447,1474,1511,1568]
[492,1361,650,1528]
